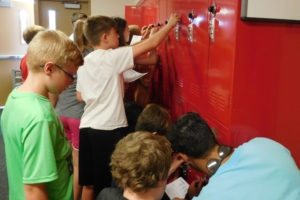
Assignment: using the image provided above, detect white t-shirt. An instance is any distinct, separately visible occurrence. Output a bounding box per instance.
[77,47,134,130]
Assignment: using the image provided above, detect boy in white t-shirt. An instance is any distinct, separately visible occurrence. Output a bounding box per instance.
[76,14,180,199]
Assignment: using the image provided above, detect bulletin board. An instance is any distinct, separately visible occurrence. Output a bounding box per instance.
[241,0,300,23]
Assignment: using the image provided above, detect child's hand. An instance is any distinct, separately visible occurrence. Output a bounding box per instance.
[187,177,207,199]
[149,27,158,37]
[141,24,153,39]
[168,13,181,27]
[168,153,185,177]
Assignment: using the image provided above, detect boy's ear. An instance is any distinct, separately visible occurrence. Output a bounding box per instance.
[177,153,189,162]
[101,33,108,42]
[43,62,55,76]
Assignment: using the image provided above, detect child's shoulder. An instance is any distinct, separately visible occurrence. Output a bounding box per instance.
[91,47,132,55]
[9,89,52,114]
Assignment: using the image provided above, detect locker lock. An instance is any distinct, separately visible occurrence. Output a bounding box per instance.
[157,22,162,27]
[165,20,168,25]
[188,10,195,20]
[208,2,217,16]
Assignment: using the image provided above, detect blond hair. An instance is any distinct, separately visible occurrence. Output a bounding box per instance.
[71,12,87,24]
[27,30,83,72]
[110,131,172,193]
[73,20,89,52]
[83,15,117,46]
[128,25,141,35]
[23,25,45,44]
[135,104,171,136]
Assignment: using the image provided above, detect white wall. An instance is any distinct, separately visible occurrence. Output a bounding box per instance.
[242,0,300,20]
[0,0,34,105]
[91,0,139,17]
[0,0,34,55]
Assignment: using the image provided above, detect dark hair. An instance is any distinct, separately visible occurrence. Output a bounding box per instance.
[71,12,87,24]
[167,112,218,158]
[135,104,171,136]
[113,17,127,46]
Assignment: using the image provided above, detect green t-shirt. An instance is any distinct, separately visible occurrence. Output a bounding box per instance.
[1,88,73,200]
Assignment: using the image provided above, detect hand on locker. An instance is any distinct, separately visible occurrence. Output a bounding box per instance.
[167,13,181,28]
[141,24,153,39]
[149,26,158,37]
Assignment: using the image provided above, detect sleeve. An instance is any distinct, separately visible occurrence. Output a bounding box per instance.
[96,188,108,200]
[111,47,134,74]
[76,68,82,92]
[22,119,58,184]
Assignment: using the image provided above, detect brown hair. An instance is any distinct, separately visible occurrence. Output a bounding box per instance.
[83,15,117,46]
[73,20,90,52]
[27,30,83,72]
[110,131,172,193]
[128,25,141,43]
[71,12,87,24]
[135,104,171,136]
[23,25,45,44]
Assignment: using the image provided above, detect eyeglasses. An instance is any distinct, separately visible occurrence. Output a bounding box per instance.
[40,64,75,80]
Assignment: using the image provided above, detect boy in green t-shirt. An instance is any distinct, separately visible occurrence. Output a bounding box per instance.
[1,30,83,200]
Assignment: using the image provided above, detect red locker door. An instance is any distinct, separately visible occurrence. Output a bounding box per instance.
[125,6,157,28]
[161,0,211,120]
[205,0,238,144]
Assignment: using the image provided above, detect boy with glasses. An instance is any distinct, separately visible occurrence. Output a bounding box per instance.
[1,30,83,199]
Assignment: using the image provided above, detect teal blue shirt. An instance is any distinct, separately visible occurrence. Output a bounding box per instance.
[194,138,300,200]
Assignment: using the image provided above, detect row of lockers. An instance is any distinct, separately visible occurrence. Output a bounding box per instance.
[126,0,300,167]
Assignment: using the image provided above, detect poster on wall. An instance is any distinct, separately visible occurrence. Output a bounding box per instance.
[0,0,12,7]
[241,0,300,23]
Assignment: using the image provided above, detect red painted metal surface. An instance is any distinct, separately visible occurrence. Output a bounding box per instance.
[125,5,157,28]
[231,3,300,167]
[126,0,300,167]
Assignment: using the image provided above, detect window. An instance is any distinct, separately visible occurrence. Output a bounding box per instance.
[48,10,56,30]
[19,10,29,44]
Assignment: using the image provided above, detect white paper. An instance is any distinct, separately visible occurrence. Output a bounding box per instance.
[130,35,142,45]
[123,69,147,83]
[165,177,190,199]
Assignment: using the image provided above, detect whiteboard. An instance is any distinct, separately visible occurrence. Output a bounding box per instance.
[241,0,300,22]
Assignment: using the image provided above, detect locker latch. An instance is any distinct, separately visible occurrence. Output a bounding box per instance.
[208,2,216,43]
[188,10,195,42]
[175,24,179,41]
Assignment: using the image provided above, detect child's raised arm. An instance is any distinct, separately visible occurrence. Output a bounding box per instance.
[132,13,180,58]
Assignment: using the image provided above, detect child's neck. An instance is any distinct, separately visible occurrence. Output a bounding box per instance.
[18,73,48,97]
[93,43,112,50]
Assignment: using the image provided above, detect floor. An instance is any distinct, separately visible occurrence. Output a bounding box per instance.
[0,109,9,199]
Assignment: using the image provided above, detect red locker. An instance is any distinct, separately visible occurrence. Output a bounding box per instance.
[126,0,300,167]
